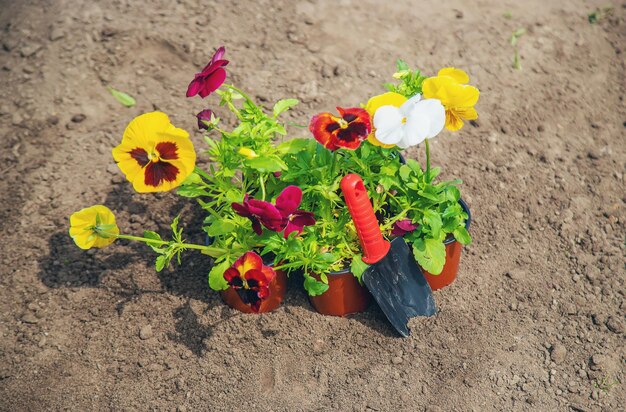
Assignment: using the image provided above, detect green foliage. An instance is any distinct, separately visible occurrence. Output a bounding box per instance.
[163,76,469,295]
[107,86,136,107]
[384,59,428,98]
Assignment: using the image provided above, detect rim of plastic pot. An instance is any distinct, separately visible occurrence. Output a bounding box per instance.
[444,198,472,245]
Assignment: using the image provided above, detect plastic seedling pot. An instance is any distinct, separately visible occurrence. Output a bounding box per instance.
[309,268,371,317]
[422,199,472,291]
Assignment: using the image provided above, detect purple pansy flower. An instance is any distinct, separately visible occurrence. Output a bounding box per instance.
[275,186,316,238]
[391,219,418,237]
[232,195,284,235]
[186,46,229,98]
[196,109,214,130]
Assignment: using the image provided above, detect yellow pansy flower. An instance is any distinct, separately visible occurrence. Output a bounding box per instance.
[238,147,259,159]
[422,68,479,132]
[112,112,196,193]
[69,205,119,250]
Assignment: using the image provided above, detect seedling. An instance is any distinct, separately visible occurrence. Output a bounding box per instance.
[510,28,526,70]
[594,374,619,393]
[588,5,614,24]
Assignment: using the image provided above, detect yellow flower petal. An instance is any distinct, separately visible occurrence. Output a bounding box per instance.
[238,147,259,159]
[438,67,469,84]
[454,106,478,121]
[69,205,119,250]
[365,92,407,115]
[445,110,465,131]
[446,84,480,108]
[365,92,407,148]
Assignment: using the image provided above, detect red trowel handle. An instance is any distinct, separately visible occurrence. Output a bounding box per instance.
[341,174,391,265]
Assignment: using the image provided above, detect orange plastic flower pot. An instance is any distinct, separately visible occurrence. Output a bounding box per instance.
[309,269,371,317]
[220,268,287,314]
[422,199,471,291]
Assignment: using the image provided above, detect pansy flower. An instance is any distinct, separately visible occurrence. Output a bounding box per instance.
[309,107,371,151]
[223,251,276,312]
[186,46,229,98]
[391,219,418,237]
[232,195,284,235]
[69,205,119,250]
[368,92,445,149]
[275,186,316,238]
[196,109,214,130]
[422,68,479,131]
[113,112,196,193]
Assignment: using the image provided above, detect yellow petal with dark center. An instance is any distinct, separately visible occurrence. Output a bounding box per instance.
[113,112,195,193]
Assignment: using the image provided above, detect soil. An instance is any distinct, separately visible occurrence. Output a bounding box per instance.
[1,0,625,410]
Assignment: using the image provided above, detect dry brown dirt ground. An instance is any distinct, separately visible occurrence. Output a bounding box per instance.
[1,0,625,410]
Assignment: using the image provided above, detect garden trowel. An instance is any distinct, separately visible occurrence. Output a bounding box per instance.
[341,174,436,337]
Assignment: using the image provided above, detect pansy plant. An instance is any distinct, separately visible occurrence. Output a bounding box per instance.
[69,48,478,305]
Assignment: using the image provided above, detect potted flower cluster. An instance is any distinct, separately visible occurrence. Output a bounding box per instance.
[69,47,478,316]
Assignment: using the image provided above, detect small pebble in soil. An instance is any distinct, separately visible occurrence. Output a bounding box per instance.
[139,325,153,340]
[605,316,624,334]
[71,114,86,123]
[550,343,567,364]
[391,356,403,365]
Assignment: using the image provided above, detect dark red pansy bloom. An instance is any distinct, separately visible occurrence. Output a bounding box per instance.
[275,186,316,238]
[309,107,371,151]
[186,46,229,98]
[391,219,418,237]
[232,195,284,235]
[223,252,276,312]
[196,109,214,130]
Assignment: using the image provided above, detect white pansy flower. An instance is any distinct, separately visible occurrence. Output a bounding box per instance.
[373,94,445,148]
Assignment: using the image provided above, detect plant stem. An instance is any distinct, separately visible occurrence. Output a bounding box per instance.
[329,150,338,176]
[259,174,267,201]
[425,138,431,183]
[100,232,226,255]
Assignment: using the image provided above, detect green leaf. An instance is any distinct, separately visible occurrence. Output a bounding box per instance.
[303,274,330,296]
[176,185,210,198]
[446,186,461,202]
[350,254,369,283]
[143,230,163,252]
[406,159,422,173]
[245,156,286,173]
[207,220,236,237]
[155,255,167,272]
[412,238,446,275]
[423,210,442,238]
[107,86,136,107]
[453,226,472,245]
[396,59,410,71]
[399,165,412,181]
[418,186,440,202]
[277,138,312,154]
[273,98,299,117]
[208,260,230,291]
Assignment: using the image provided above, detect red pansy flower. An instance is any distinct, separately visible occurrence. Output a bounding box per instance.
[275,186,316,238]
[223,251,276,312]
[309,107,371,151]
[186,46,229,98]
[232,195,284,235]
[391,219,418,237]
